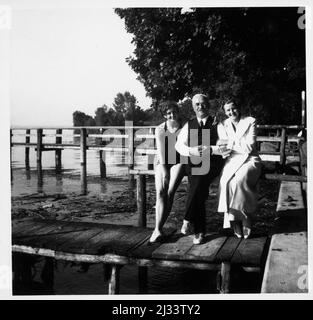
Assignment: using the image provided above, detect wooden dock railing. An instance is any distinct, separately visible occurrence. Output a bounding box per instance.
[10,124,304,194]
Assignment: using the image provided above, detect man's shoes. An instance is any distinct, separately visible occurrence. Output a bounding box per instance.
[243,226,251,239]
[181,220,193,235]
[230,221,243,238]
[193,233,204,245]
[233,223,243,238]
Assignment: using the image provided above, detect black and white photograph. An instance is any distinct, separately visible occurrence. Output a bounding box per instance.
[0,0,311,299]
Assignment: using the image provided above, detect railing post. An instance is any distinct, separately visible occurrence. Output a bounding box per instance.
[99,129,106,179]
[137,174,147,227]
[147,127,155,171]
[36,129,43,191]
[279,127,287,169]
[36,128,43,167]
[55,129,62,172]
[128,125,135,181]
[25,129,30,170]
[301,90,306,127]
[80,128,87,194]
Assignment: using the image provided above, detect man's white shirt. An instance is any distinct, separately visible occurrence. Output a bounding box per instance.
[175,116,220,156]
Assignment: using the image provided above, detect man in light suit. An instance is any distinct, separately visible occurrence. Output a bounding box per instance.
[175,94,226,244]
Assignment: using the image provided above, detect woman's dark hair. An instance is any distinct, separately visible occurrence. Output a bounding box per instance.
[220,96,241,111]
[159,100,179,117]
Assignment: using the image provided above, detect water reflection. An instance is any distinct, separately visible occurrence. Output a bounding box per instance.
[25,169,31,180]
[55,173,63,187]
[80,165,87,195]
[100,180,107,194]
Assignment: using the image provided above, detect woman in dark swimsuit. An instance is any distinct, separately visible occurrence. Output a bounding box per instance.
[149,101,186,243]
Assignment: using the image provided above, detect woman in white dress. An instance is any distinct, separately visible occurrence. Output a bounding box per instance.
[217,98,262,239]
[149,101,186,243]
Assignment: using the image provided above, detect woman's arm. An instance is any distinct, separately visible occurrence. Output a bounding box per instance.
[211,123,229,156]
[229,118,258,154]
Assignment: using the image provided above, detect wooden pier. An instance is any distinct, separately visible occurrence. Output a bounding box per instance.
[12,218,268,294]
[261,149,308,293]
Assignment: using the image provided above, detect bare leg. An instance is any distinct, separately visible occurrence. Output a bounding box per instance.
[150,165,168,241]
[160,164,185,227]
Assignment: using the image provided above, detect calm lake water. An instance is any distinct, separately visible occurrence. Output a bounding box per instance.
[11,128,152,197]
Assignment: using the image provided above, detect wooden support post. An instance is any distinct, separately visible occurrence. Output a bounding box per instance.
[99,150,106,178]
[99,131,106,178]
[25,129,30,170]
[80,128,87,194]
[36,128,43,167]
[136,174,149,293]
[138,266,148,294]
[41,257,54,291]
[36,129,43,189]
[55,129,62,172]
[301,91,306,127]
[10,129,13,178]
[299,141,307,193]
[137,174,147,227]
[12,253,33,285]
[279,128,287,169]
[108,265,120,295]
[128,126,134,181]
[147,127,155,171]
[219,262,231,293]
[37,162,43,193]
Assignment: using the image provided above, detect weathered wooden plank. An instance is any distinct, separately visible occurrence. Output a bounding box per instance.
[12,219,44,236]
[61,226,147,254]
[152,234,195,260]
[99,227,152,256]
[231,237,268,266]
[277,181,305,213]
[14,225,90,249]
[129,229,183,259]
[79,227,133,255]
[12,219,57,237]
[13,220,100,248]
[182,234,227,262]
[35,221,103,250]
[56,229,104,253]
[265,174,307,182]
[215,237,242,262]
[261,232,308,293]
[12,220,73,240]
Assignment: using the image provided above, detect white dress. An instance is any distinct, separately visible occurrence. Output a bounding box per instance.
[217,116,262,228]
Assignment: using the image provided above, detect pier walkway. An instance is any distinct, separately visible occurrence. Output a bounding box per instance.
[12,218,268,294]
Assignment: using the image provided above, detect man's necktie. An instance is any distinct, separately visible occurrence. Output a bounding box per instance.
[198,120,204,145]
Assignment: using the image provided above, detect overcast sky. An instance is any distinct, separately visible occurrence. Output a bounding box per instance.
[9,3,152,127]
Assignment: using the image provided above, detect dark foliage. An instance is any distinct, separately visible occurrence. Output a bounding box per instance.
[115,7,305,124]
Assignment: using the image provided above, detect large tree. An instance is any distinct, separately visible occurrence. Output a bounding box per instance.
[73,111,94,126]
[113,91,146,124]
[115,7,305,124]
